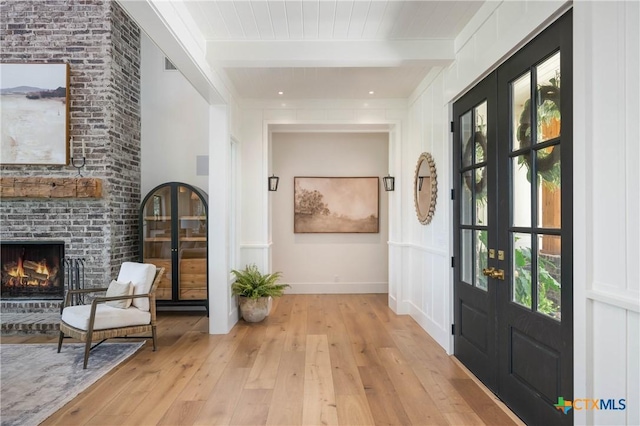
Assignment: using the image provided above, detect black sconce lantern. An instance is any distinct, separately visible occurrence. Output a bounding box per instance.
[418,176,424,191]
[383,174,395,191]
[268,174,280,191]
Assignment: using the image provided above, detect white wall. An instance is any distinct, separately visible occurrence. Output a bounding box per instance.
[140,31,243,334]
[405,0,569,354]
[402,70,451,351]
[407,1,639,424]
[134,3,640,422]
[140,33,209,196]
[574,2,640,425]
[271,132,389,294]
[238,100,407,307]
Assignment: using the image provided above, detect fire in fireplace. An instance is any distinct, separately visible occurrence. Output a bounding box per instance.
[1,241,64,299]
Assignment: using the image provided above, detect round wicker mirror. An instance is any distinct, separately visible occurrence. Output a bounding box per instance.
[414,152,437,225]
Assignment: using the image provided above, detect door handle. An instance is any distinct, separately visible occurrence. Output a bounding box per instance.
[482,267,495,277]
[482,267,505,280]
[490,269,505,280]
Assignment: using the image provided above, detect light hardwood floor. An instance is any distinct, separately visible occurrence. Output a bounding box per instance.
[2,294,523,425]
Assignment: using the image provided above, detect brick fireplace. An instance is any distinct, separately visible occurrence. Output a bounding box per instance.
[0,0,142,291]
[1,1,142,336]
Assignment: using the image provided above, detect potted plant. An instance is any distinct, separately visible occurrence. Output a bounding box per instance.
[231,264,290,322]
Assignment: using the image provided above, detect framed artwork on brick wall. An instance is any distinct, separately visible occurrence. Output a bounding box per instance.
[294,176,379,233]
[0,63,70,165]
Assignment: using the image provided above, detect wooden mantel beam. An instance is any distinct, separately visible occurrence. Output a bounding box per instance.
[0,177,103,199]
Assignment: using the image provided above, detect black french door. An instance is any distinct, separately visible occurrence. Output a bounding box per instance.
[453,11,572,425]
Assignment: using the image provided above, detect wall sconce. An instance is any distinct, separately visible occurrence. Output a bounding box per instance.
[268,174,279,191]
[418,176,424,191]
[383,175,395,191]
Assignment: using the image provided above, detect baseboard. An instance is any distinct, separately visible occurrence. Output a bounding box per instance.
[286,282,388,294]
[407,300,452,354]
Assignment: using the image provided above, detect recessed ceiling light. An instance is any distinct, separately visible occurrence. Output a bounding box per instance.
[369,91,375,95]
[278,91,284,95]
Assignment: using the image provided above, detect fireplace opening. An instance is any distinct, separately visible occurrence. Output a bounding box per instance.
[1,241,64,299]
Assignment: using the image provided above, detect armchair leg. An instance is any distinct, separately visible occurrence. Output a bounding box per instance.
[57,331,64,353]
[83,331,93,369]
[152,325,157,351]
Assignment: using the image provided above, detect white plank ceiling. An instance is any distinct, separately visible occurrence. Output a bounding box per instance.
[179,1,484,99]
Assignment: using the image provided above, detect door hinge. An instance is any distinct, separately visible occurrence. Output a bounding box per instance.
[450,188,455,200]
[450,121,454,133]
[451,256,455,268]
[451,324,455,335]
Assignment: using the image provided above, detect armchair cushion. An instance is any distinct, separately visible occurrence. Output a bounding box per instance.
[61,304,151,331]
[105,280,133,309]
[117,262,156,311]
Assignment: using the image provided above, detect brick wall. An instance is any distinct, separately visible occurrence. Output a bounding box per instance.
[0,0,141,284]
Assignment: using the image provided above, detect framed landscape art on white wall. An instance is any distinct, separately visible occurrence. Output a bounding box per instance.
[0,63,70,165]
[294,176,379,233]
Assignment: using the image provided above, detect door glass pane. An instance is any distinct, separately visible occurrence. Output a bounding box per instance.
[177,186,207,301]
[537,145,561,228]
[142,186,172,301]
[461,230,473,286]
[512,156,531,227]
[475,167,488,225]
[536,51,561,143]
[537,234,561,320]
[512,232,532,308]
[461,111,473,167]
[474,101,487,164]
[142,187,172,259]
[512,72,531,151]
[475,230,488,291]
[461,170,473,225]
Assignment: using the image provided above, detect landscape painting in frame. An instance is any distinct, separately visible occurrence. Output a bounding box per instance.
[294,177,379,233]
[1,63,69,165]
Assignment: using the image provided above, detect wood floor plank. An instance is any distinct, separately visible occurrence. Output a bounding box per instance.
[46,331,212,425]
[266,294,293,325]
[451,378,518,426]
[158,400,205,426]
[283,295,308,352]
[358,364,412,425]
[245,324,287,389]
[265,351,305,425]
[336,394,375,426]
[228,322,267,368]
[121,332,217,425]
[413,366,480,418]
[8,297,521,426]
[378,347,448,425]
[302,334,339,426]
[327,332,368,396]
[306,294,328,335]
[229,389,273,425]
[177,325,249,401]
[193,367,251,425]
[339,310,383,366]
[321,295,349,335]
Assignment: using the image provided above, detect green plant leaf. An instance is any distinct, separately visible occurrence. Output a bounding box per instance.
[231,264,290,299]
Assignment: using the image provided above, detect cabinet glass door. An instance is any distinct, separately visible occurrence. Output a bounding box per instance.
[142,186,173,300]
[177,185,207,301]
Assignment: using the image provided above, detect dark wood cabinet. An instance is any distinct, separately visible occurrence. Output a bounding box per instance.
[140,182,208,311]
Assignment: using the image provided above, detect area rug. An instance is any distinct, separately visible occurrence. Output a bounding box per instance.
[0,342,145,426]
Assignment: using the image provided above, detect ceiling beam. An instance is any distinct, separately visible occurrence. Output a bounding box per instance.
[207,40,455,68]
[118,0,229,104]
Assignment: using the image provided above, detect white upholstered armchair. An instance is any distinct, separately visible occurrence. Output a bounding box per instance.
[57,262,165,368]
